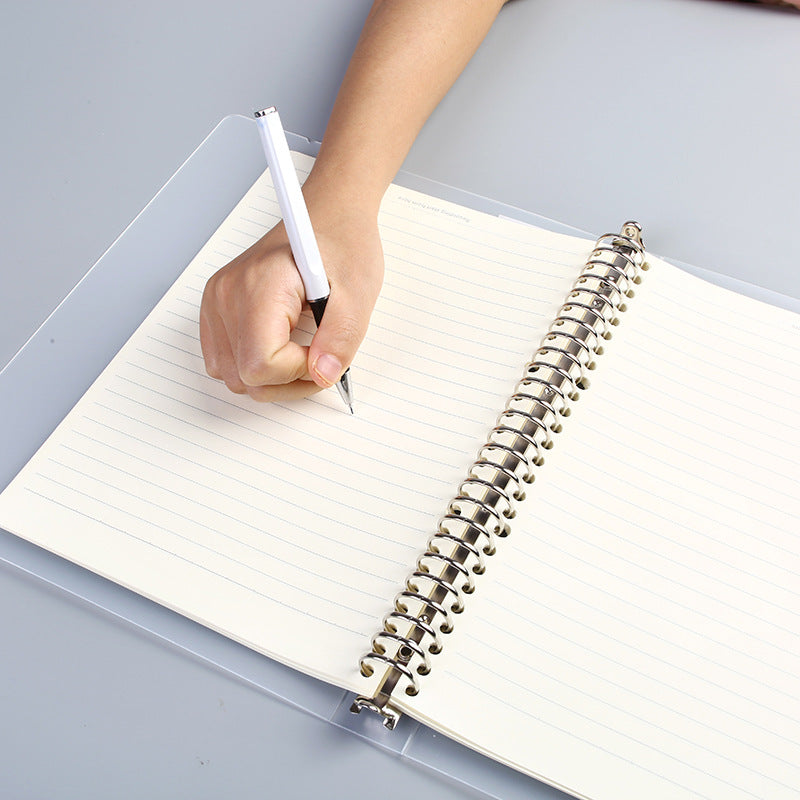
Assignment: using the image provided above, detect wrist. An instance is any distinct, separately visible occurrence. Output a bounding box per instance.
[302,157,386,222]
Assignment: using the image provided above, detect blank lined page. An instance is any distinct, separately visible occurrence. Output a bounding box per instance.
[0,152,594,692]
[406,256,800,798]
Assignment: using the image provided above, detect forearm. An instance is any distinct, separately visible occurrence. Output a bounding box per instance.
[304,0,507,215]
[201,1,506,399]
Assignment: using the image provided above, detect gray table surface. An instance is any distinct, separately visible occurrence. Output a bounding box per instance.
[2,1,799,799]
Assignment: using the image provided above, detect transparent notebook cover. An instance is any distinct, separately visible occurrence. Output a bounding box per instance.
[1,114,798,800]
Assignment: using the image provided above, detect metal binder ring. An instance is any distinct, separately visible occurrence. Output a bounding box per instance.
[459,475,513,518]
[536,345,586,379]
[490,425,544,469]
[479,440,536,482]
[541,335,595,372]
[359,652,420,695]
[507,396,562,435]
[525,360,579,398]
[395,590,454,633]
[448,493,508,537]
[430,529,487,573]
[606,227,646,255]
[470,457,525,499]
[560,302,611,335]
[418,551,476,594]
[588,249,641,285]
[506,396,560,434]
[567,293,618,326]
[371,630,432,674]
[594,235,644,261]
[581,262,632,293]
[544,331,594,363]
[498,409,553,450]
[408,570,464,613]
[440,511,499,554]
[513,380,561,416]
[517,375,569,413]
[551,318,603,359]
[528,363,582,398]
[557,305,610,340]
[383,610,443,653]
[569,288,617,318]
[574,275,624,306]
[579,270,630,296]
[591,244,641,270]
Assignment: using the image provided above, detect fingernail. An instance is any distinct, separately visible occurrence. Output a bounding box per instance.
[312,353,343,387]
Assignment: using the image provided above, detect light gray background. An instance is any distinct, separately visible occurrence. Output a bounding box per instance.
[1,1,799,799]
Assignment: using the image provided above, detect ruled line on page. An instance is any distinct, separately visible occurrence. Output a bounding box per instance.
[45,449,388,609]
[580,394,800,506]
[444,663,782,800]
[90,394,424,554]
[502,523,799,668]
[453,642,800,786]
[69,424,412,580]
[25,484,371,638]
[52,439,393,603]
[469,598,800,748]
[441,670,720,800]
[76,415,413,570]
[609,345,800,435]
[498,545,798,689]
[538,478,800,605]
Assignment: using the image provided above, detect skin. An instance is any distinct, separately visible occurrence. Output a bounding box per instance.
[199,0,508,402]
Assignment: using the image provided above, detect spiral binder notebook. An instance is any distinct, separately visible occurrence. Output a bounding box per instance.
[1,148,798,800]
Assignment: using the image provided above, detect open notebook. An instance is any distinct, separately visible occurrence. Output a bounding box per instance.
[0,152,797,800]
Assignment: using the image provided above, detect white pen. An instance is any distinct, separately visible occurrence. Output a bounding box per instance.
[254,106,354,413]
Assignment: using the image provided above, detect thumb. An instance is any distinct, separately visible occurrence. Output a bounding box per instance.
[307,293,370,389]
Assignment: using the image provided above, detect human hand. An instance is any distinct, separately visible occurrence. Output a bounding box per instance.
[199,193,384,402]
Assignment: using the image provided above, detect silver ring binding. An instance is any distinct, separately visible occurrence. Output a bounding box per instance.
[352,221,646,728]
[508,392,560,427]
[490,424,546,471]
[383,609,444,653]
[517,374,571,416]
[440,511,499,556]
[448,494,509,537]
[525,361,581,400]
[418,550,476,594]
[408,570,465,613]
[394,590,455,634]
[371,631,432,674]
[543,330,596,367]
[470,457,526,500]
[430,528,487,573]
[459,475,514,518]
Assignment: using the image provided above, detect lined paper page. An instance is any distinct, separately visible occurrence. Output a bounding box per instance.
[406,257,800,799]
[0,152,593,692]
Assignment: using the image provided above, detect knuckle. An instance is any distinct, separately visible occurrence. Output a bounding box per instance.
[205,358,222,380]
[237,362,266,387]
[212,270,232,307]
[237,353,276,387]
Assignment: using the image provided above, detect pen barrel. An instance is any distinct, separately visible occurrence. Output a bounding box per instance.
[255,108,330,302]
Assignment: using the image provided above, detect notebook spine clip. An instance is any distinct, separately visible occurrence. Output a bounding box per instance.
[351,222,646,729]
